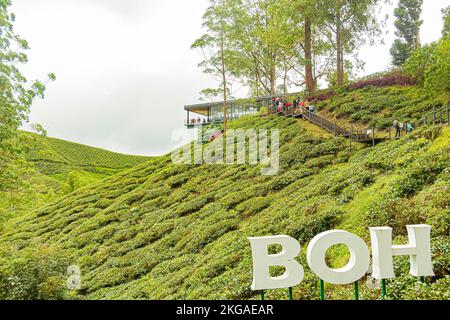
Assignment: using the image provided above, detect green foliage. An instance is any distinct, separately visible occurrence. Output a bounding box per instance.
[404,37,450,95]
[390,0,423,66]
[287,208,343,244]
[315,0,385,86]
[402,8,450,95]
[26,133,151,170]
[391,149,448,198]
[315,85,448,127]
[0,1,54,192]
[441,6,450,37]
[0,90,449,300]
[0,132,152,221]
[0,245,70,300]
[235,197,271,217]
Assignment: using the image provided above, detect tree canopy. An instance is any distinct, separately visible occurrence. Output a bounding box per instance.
[0,0,54,190]
[390,0,423,66]
[192,0,388,100]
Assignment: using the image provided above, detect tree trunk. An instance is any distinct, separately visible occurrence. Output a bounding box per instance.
[283,59,288,96]
[270,61,276,96]
[336,0,344,86]
[220,18,227,134]
[304,16,314,94]
[254,57,261,97]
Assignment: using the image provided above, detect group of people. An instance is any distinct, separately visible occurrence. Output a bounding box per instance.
[270,96,316,114]
[190,118,207,125]
[393,120,414,139]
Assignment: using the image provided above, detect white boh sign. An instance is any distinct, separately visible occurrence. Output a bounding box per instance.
[248,225,434,290]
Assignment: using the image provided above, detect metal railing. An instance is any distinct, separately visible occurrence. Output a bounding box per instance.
[420,106,450,126]
[269,105,374,143]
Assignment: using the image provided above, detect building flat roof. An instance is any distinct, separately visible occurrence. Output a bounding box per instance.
[184,95,276,115]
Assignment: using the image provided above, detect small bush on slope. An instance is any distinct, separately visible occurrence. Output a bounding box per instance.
[0,116,448,300]
[0,245,70,300]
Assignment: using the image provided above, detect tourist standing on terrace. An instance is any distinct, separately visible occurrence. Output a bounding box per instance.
[393,120,401,139]
[406,122,414,134]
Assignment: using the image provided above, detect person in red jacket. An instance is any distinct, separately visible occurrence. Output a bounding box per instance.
[285,101,292,114]
[271,97,278,113]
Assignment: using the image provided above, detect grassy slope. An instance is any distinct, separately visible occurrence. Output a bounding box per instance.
[1,95,448,300]
[315,85,449,128]
[0,133,152,221]
[26,132,151,174]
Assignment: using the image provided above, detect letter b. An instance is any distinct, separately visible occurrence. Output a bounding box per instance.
[248,236,304,290]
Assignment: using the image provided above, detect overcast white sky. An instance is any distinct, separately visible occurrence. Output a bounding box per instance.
[12,0,449,156]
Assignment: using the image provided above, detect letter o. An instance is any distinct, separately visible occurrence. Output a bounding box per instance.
[307,230,370,285]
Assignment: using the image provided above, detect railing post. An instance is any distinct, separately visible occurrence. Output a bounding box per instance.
[349,126,353,150]
[434,106,437,124]
[372,127,375,147]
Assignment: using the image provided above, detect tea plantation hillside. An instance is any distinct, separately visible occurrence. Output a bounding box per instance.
[25,132,151,176]
[0,113,448,300]
[310,84,448,129]
[0,133,152,222]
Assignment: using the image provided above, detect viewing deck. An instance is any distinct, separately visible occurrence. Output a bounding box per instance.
[184,96,274,128]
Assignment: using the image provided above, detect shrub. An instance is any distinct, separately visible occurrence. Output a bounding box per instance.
[392,150,449,198]
[0,245,70,300]
[235,197,271,217]
[399,276,450,300]
[364,197,423,236]
[286,209,343,244]
[347,73,416,91]
[404,37,450,94]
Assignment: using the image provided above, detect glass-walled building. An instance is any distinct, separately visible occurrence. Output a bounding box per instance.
[184,96,272,128]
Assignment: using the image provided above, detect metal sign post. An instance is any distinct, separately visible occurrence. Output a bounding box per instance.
[354,281,359,300]
[381,279,387,300]
[320,280,325,300]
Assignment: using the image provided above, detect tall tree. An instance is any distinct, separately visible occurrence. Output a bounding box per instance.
[390,0,423,67]
[296,0,324,93]
[442,6,450,38]
[0,0,54,191]
[192,0,242,134]
[304,14,314,93]
[316,0,385,86]
[227,0,302,96]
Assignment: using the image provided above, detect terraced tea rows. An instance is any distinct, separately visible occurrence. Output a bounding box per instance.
[1,115,448,300]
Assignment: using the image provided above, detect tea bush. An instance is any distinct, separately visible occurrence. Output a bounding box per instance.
[0,97,448,300]
[0,245,70,300]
